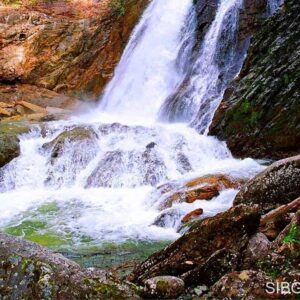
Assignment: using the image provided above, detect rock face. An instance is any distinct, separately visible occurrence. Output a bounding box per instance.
[0,0,148,108]
[0,122,30,167]
[129,205,260,285]
[238,0,268,41]
[209,0,300,159]
[234,155,300,213]
[0,232,140,299]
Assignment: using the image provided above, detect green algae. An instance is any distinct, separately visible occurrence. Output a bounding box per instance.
[1,202,171,271]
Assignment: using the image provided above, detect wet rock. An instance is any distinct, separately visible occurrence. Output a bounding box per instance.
[176,152,192,174]
[129,205,260,284]
[238,0,268,41]
[234,155,300,213]
[159,174,243,210]
[153,208,182,228]
[0,232,140,299]
[143,276,184,299]
[86,148,167,188]
[181,208,204,223]
[181,248,239,286]
[210,0,300,159]
[42,127,99,185]
[0,122,30,167]
[42,127,98,160]
[203,270,276,299]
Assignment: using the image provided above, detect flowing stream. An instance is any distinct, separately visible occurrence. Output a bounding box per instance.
[0,0,279,267]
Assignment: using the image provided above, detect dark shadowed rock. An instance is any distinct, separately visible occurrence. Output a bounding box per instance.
[142,276,184,299]
[209,0,300,159]
[181,248,239,286]
[153,208,182,228]
[0,233,140,299]
[234,155,300,213]
[0,123,30,167]
[129,205,260,285]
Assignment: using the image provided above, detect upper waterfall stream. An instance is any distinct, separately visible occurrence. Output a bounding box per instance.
[0,0,272,267]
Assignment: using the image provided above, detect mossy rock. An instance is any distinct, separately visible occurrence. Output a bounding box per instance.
[0,122,30,167]
[42,127,97,159]
[0,232,141,299]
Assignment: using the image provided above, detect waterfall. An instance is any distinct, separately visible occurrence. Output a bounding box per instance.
[268,0,284,14]
[159,0,244,133]
[0,0,264,251]
[93,0,193,123]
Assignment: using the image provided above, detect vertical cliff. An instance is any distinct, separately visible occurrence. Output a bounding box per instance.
[209,0,299,159]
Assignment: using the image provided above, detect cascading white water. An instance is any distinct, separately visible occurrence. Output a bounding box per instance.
[159,0,245,133]
[268,0,283,14]
[0,0,265,255]
[89,0,193,123]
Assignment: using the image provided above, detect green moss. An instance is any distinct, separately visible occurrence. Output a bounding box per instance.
[0,123,30,136]
[257,260,281,279]
[283,224,300,244]
[37,202,60,214]
[3,217,72,249]
[240,99,251,113]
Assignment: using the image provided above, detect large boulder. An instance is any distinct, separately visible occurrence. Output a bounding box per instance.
[0,233,140,299]
[234,155,300,213]
[0,122,30,167]
[209,0,300,159]
[129,205,260,285]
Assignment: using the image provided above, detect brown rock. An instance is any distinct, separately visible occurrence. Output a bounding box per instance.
[259,197,300,239]
[129,205,260,285]
[0,0,148,101]
[159,174,244,210]
[181,208,204,223]
[181,248,239,286]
